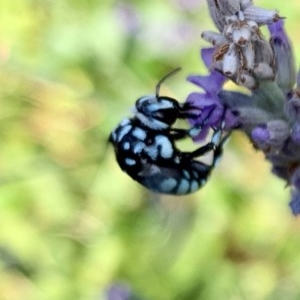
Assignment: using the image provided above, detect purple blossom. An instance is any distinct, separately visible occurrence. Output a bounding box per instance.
[268,19,290,46]
[251,125,270,145]
[186,0,300,215]
[186,48,238,140]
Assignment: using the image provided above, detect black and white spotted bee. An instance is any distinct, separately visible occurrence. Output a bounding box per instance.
[109,68,229,195]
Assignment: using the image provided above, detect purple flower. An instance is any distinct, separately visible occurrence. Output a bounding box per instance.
[251,125,270,145]
[186,48,238,141]
[186,0,300,215]
[251,120,290,149]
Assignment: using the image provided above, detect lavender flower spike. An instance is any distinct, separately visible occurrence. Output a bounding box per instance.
[186,0,300,215]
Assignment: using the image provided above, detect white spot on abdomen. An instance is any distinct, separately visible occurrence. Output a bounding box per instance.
[177,179,190,194]
[120,118,130,126]
[125,158,136,166]
[117,124,132,142]
[132,127,146,140]
[200,179,207,187]
[190,180,199,192]
[145,145,158,159]
[155,135,173,158]
[160,178,177,192]
[183,170,190,179]
[133,142,145,154]
[192,170,199,179]
[123,142,130,150]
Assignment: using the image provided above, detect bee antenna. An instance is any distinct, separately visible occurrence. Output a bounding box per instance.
[155,67,181,99]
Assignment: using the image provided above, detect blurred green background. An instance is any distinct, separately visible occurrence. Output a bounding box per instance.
[0,0,300,299]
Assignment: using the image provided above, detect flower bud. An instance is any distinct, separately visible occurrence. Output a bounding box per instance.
[237,71,257,89]
[223,44,239,76]
[234,107,270,128]
[225,15,239,24]
[265,120,290,147]
[240,0,253,10]
[269,20,296,94]
[289,189,300,216]
[252,124,270,144]
[291,122,300,144]
[201,31,227,46]
[232,25,252,46]
[242,42,255,70]
[253,63,274,80]
[206,0,240,31]
[253,38,275,79]
[284,92,300,122]
[243,6,281,25]
[252,120,289,148]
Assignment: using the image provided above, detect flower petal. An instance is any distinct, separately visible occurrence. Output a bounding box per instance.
[201,47,215,68]
[187,73,225,95]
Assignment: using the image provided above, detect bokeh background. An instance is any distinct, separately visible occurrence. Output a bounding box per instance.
[0,0,300,299]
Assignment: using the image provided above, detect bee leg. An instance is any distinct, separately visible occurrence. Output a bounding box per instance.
[170,128,194,140]
[187,105,218,137]
[210,132,230,168]
[187,142,215,158]
[178,102,203,120]
[188,126,230,161]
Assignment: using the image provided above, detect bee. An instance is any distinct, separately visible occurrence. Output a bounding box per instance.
[109,68,228,194]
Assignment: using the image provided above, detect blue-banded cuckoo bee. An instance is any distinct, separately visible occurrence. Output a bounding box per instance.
[109,68,229,195]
